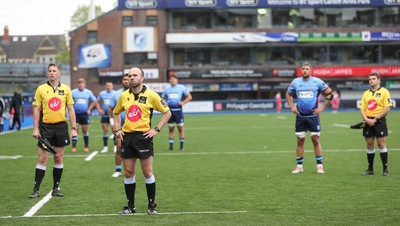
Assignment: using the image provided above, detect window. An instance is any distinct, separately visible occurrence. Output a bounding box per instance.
[171,48,211,67]
[87,31,98,44]
[122,16,133,26]
[381,44,400,64]
[88,68,98,83]
[146,16,158,26]
[124,53,157,66]
[380,7,400,27]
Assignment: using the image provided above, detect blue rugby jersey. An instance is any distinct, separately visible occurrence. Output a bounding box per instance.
[97,89,116,112]
[72,88,96,114]
[161,84,190,110]
[287,76,329,116]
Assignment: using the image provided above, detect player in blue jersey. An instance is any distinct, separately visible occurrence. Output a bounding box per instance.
[161,75,192,151]
[96,81,116,153]
[108,73,130,177]
[286,62,333,174]
[71,78,101,152]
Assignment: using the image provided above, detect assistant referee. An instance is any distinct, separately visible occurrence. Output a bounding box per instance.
[29,64,77,198]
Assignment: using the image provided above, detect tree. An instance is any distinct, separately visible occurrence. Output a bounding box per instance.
[70,5,103,30]
[55,36,69,64]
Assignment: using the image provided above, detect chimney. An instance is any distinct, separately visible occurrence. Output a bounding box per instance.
[88,0,95,21]
[3,26,9,42]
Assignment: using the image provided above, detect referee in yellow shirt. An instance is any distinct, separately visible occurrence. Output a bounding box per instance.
[113,67,171,215]
[29,64,77,198]
[359,72,392,176]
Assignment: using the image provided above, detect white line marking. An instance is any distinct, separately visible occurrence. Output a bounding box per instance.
[333,123,350,128]
[23,190,52,217]
[13,148,400,160]
[0,155,22,160]
[85,151,98,161]
[0,210,247,219]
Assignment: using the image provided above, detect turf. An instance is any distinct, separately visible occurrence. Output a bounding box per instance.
[0,111,399,225]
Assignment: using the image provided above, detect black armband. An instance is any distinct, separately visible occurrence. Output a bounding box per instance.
[325,92,333,101]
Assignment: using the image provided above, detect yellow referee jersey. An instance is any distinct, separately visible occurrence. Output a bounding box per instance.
[33,82,74,124]
[113,86,170,133]
[359,87,392,118]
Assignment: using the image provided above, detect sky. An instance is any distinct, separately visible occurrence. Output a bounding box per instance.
[0,0,117,36]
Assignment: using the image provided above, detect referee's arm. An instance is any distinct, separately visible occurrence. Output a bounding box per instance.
[67,104,78,137]
[32,105,41,139]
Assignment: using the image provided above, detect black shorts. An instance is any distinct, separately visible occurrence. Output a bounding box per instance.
[121,132,154,159]
[76,113,90,125]
[38,122,70,148]
[101,114,110,123]
[168,109,184,124]
[295,115,320,132]
[363,117,388,138]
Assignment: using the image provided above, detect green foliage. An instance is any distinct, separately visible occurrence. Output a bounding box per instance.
[70,5,103,30]
[55,36,69,64]
[0,112,399,225]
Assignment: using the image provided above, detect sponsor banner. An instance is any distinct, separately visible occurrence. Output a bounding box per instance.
[125,27,155,52]
[168,69,296,79]
[78,44,111,68]
[99,71,123,77]
[168,69,295,79]
[166,32,298,43]
[183,101,214,113]
[298,32,362,42]
[386,80,400,89]
[296,66,400,77]
[219,83,257,91]
[259,82,291,90]
[265,0,393,7]
[369,32,400,41]
[144,83,169,93]
[214,100,276,111]
[118,0,164,9]
[168,69,271,78]
[118,0,398,10]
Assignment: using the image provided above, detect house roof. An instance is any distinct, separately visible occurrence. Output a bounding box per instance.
[0,35,64,59]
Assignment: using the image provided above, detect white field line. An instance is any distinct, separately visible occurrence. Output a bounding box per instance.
[84,151,98,161]
[0,210,248,219]
[333,123,351,128]
[2,148,400,160]
[23,190,53,217]
[0,155,22,160]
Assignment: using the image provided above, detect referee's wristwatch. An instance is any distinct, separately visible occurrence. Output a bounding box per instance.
[154,127,161,133]
[72,127,77,130]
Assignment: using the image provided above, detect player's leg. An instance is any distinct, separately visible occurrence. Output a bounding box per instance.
[51,147,65,197]
[0,111,3,132]
[177,110,185,150]
[118,158,137,214]
[140,156,157,214]
[101,115,110,153]
[51,122,70,197]
[29,148,50,198]
[177,123,185,150]
[30,122,53,198]
[310,133,324,173]
[168,112,176,150]
[81,124,89,152]
[112,137,123,177]
[362,125,376,176]
[71,123,80,152]
[375,118,389,176]
[377,136,388,176]
[292,115,306,174]
[308,116,324,173]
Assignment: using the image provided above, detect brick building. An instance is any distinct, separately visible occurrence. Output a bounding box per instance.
[69,0,400,107]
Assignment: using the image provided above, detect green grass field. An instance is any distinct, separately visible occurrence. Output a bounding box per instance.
[0,111,399,225]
